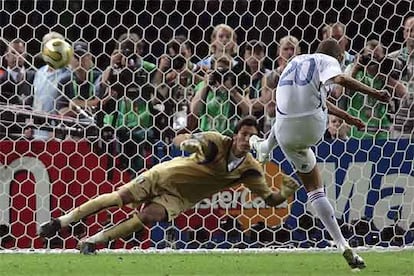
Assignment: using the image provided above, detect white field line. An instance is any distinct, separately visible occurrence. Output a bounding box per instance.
[0,246,413,254]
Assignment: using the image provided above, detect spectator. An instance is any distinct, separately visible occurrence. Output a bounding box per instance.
[165,36,203,83]
[321,23,355,109]
[153,36,196,144]
[167,35,195,64]
[321,23,355,71]
[324,115,349,141]
[345,40,406,139]
[152,36,198,242]
[31,32,74,140]
[260,36,302,134]
[196,24,239,71]
[57,41,103,119]
[99,32,157,174]
[275,35,301,74]
[389,15,414,139]
[0,38,35,139]
[240,40,270,134]
[191,55,249,136]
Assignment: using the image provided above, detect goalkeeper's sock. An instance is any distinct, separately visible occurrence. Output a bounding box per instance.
[308,188,349,252]
[85,213,144,244]
[59,192,123,227]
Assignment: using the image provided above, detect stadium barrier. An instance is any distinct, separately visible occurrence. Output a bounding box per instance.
[0,139,412,249]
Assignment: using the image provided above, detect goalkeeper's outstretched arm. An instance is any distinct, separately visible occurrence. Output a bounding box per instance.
[264,192,287,207]
[173,134,191,148]
[264,175,300,207]
[173,133,204,154]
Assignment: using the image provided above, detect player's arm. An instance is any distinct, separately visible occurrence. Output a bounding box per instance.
[230,88,250,115]
[173,133,203,154]
[264,192,287,207]
[173,132,219,156]
[331,74,390,103]
[173,133,192,148]
[385,76,407,98]
[326,101,365,130]
[190,80,210,116]
[243,173,299,207]
[265,175,300,206]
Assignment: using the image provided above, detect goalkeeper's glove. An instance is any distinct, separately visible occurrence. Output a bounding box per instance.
[180,139,203,154]
[280,175,300,198]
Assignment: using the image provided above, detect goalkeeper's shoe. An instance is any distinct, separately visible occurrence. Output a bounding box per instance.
[343,248,366,270]
[249,135,270,163]
[78,240,97,255]
[281,175,300,198]
[38,218,62,238]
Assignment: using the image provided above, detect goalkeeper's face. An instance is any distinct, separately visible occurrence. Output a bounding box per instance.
[233,125,258,157]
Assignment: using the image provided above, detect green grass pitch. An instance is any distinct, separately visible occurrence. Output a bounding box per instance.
[0,251,412,276]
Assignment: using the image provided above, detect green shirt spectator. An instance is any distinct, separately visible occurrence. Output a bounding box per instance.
[191,55,250,136]
[193,81,239,136]
[347,70,390,139]
[346,39,407,140]
[103,97,152,129]
[103,61,156,130]
[100,57,156,174]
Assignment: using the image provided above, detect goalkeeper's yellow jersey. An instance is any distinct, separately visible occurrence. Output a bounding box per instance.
[141,131,272,207]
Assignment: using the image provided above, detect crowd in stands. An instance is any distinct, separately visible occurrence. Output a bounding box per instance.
[0,18,413,175]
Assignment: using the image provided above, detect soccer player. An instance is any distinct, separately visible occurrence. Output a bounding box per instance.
[38,116,299,254]
[249,39,390,270]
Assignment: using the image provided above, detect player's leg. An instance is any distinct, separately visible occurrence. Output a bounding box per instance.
[38,191,125,238]
[276,114,365,270]
[282,113,351,253]
[78,202,167,254]
[297,162,365,270]
[79,193,182,254]
[249,122,278,163]
[38,175,148,238]
[296,153,350,253]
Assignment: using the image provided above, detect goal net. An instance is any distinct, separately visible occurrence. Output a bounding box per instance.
[0,0,413,251]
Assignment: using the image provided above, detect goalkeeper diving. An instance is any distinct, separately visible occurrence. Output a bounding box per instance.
[38,116,299,254]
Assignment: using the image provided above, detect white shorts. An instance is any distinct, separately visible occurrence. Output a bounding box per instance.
[275,110,327,173]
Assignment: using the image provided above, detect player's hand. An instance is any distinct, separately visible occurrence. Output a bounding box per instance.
[345,116,365,130]
[206,70,218,87]
[101,89,118,106]
[101,67,113,87]
[158,55,171,72]
[24,128,33,139]
[110,50,126,69]
[180,139,203,154]
[376,89,391,103]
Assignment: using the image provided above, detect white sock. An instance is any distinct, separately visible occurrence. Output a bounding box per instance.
[308,188,349,252]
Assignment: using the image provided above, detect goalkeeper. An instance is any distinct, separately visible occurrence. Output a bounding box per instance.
[39,115,299,254]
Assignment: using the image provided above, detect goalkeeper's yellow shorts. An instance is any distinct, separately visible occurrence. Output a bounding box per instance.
[120,175,187,221]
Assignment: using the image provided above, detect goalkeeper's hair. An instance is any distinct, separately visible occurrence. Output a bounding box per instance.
[316,39,342,59]
[234,116,259,134]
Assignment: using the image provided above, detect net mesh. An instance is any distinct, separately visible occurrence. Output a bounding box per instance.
[0,0,413,250]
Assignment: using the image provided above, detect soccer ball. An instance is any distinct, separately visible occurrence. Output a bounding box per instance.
[42,38,73,69]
